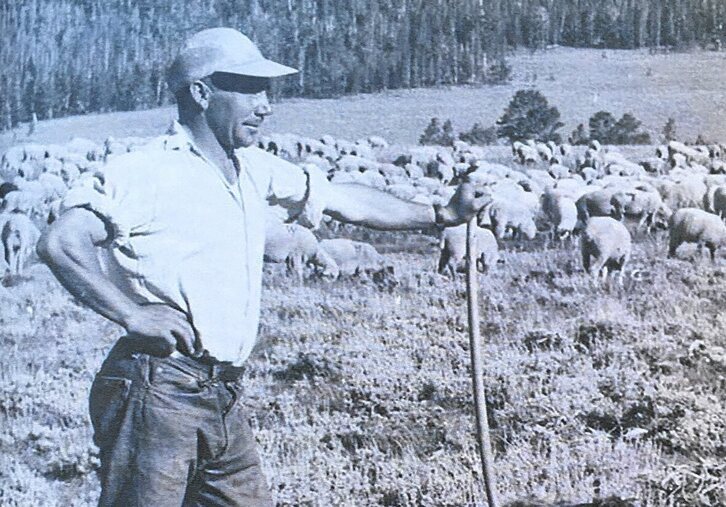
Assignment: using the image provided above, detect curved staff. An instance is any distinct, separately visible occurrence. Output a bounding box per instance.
[466,217,500,507]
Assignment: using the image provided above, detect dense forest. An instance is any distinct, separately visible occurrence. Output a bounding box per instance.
[2,0,726,130]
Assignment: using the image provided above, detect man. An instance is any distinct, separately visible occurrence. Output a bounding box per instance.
[38,28,490,506]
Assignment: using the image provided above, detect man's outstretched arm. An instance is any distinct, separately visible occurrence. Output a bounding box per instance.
[323,182,491,231]
[37,208,196,356]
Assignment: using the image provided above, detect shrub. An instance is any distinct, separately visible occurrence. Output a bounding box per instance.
[496,89,564,143]
[588,111,651,144]
[458,122,498,146]
[662,117,677,142]
[419,117,456,146]
[612,113,651,144]
[569,123,589,145]
[589,111,618,143]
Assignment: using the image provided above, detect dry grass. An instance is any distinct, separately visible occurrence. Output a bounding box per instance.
[2,46,725,505]
[3,47,726,154]
[1,227,724,506]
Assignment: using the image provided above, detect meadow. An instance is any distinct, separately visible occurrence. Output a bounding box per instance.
[1,47,725,506]
[1,228,724,506]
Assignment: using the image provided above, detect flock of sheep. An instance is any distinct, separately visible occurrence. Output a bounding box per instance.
[2,129,726,284]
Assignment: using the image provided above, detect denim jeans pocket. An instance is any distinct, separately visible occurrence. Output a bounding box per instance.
[89,375,132,448]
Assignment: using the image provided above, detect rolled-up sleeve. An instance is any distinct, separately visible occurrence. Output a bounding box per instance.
[241,147,331,229]
[60,153,157,251]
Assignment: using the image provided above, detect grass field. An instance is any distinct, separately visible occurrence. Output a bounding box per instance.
[3,47,726,154]
[1,46,726,506]
[1,228,724,506]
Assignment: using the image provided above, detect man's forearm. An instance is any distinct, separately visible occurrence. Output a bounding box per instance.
[324,183,444,231]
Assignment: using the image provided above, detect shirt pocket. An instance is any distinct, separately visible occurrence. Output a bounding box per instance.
[88,375,132,448]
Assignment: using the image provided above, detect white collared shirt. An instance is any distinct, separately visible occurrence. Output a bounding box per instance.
[61,122,330,364]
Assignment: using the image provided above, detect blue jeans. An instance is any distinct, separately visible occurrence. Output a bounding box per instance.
[89,337,273,506]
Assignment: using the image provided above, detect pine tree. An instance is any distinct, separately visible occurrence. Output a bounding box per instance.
[496,89,564,143]
[419,117,444,145]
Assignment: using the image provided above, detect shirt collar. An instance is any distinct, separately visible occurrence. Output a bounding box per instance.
[165,121,205,159]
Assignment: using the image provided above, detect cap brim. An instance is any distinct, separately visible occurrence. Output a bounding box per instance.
[223,58,298,78]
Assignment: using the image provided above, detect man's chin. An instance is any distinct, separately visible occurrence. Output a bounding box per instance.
[234,136,258,149]
[234,129,260,149]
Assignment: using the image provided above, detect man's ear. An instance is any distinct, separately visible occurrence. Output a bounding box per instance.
[189,80,212,110]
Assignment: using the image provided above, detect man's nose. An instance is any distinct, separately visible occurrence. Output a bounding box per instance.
[253,92,272,117]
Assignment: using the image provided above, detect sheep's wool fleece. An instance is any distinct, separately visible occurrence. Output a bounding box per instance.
[60,122,329,365]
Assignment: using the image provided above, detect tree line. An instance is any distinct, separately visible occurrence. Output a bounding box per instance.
[2,0,725,131]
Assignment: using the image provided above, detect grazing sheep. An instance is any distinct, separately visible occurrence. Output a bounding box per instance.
[702,175,726,212]
[2,212,41,276]
[581,217,631,283]
[1,190,42,217]
[548,162,570,180]
[668,208,726,261]
[438,223,500,277]
[656,177,707,211]
[713,186,726,218]
[668,141,710,165]
[541,189,578,241]
[0,182,19,200]
[319,239,392,277]
[367,135,389,149]
[264,220,339,280]
[621,187,672,233]
[487,200,537,241]
[576,189,625,226]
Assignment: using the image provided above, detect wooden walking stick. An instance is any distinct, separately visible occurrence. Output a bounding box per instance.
[465,217,500,507]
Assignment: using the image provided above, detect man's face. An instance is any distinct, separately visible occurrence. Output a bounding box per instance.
[203,73,272,150]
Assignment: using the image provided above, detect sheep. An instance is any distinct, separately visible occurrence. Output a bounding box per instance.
[264,220,339,280]
[621,186,672,233]
[319,239,393,277]
[668,141,710,165]
[2,212,41,276]
[512,142,539,164]
[655,177,707,211]
[580,217,632,284]
[0,182,19,200]
[487,200,537,241]
[1,190,43,216]
[541,189,578,241]
[713,186,726,218]
[702,175,726,212]
[367,135,389,149]
[580,166,599,183]
[668,208,726,261]
[548,162,570,180]
[438,223,500,277]
[576,189,625,226]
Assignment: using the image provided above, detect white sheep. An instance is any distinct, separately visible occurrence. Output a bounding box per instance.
[438,223,500,277]
[581,217,631,284]
[621,186,672,233]
[487,200,537,240]
[264,220,339,280]
[713,186,726,218]
[319,239,393,277]
[668,208,726,261]
[2,212,41,276]
[541,189,578,241]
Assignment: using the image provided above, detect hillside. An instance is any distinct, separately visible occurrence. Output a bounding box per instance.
[2,47,726,155]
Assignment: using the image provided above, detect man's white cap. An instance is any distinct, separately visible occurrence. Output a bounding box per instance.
[167,28,298,93]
